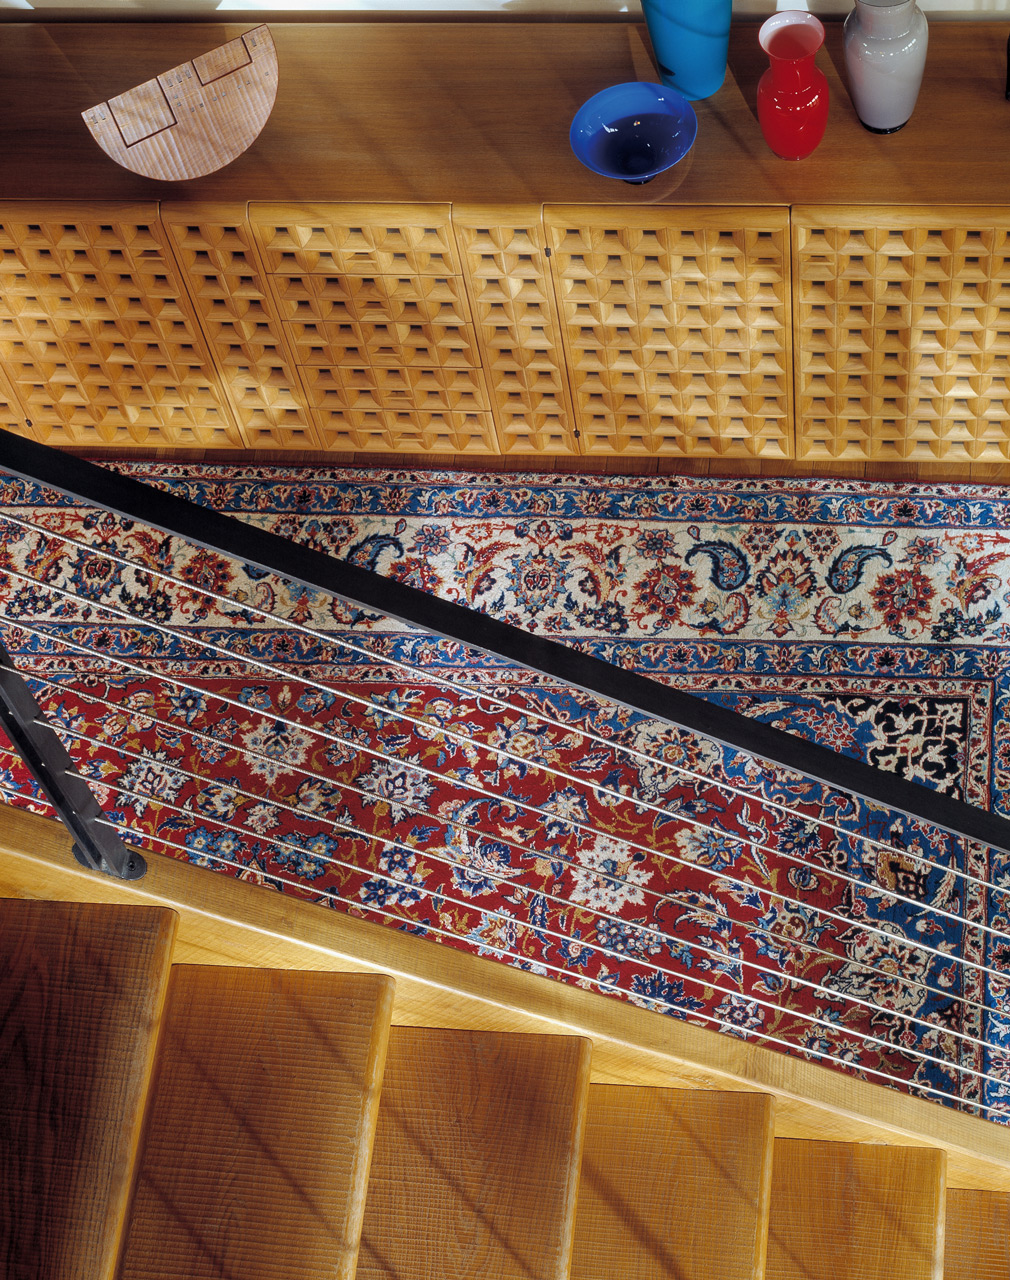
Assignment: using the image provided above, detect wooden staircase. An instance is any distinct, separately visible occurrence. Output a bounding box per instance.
[118,965,393,1280]
[2,897,1007,1280]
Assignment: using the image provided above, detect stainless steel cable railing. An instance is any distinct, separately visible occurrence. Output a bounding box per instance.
[17,663,995,1022]
[0,430,1005,1119]
[8,622,1002,1024]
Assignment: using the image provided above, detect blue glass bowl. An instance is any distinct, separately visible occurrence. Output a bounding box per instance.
[570,81,698,184]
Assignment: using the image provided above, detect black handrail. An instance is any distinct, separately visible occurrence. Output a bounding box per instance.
[1,426,1009,860]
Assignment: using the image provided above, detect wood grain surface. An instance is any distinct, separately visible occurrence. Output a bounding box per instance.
[0,20,1007,207]
[793,207,1010,463]
[1,20,1010,475]
[84,26,277,181]
[3,807,1010,1195]
[571,1085,775,1280]
[945,1188,1010,1280]
[118,965,394,1280]
[357,1026,592,1280]
[766,1138,946,1280]
[0,898,177,1280]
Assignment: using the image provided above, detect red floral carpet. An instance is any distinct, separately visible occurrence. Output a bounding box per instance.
[0,464,1008,1118]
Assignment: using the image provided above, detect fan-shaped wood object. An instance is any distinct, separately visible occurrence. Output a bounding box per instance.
[82,26,277,182]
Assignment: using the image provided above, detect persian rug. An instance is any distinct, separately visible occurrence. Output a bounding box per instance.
[0,464,1008,1118]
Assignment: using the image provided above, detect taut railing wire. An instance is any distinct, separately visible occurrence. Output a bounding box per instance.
[17,662,999,1019]
[0,430,1008,1120]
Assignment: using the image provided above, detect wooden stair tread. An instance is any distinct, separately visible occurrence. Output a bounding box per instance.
[945,1189,1010,1279]
[118,965,394,1280]
[357,1026,592,1280]
[571,1085,775,1280]
[767,1138,945,1280]
[0,898,177,1280]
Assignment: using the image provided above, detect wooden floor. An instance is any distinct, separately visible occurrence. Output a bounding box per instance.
[64,446,1010,485]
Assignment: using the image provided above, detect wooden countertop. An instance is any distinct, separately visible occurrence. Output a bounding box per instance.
[2,19,1008,206]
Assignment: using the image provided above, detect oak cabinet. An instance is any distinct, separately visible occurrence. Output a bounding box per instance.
[452,207,577,456]
[0,203,238,451]
[3,199,1010,463]
[247,203,497,455]
[0,200,793,459]
[0,21,1008,463]
[794,208,1010,463]
[544,206,791,459]
[160,205,319,451]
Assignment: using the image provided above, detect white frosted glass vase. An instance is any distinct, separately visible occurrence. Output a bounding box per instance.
[843,0,928,134]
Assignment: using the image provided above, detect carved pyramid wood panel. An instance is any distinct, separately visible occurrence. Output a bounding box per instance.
[794,208,1010,462]
[544,206,792,458]
[249,203,498,453]
[0,204,240,450]
[161,204,321,450]
[11,201,1010,463]
[453,207,579,455]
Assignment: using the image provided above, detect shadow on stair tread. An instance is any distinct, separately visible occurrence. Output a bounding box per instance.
[767,1137,945,1280]
[118,964,394,1280]
[571,1084,775,1280]
[945,1188,1010,1280]
[0,899,177,1280]
[6,897,1001,1280]
[358,1025,592,1280]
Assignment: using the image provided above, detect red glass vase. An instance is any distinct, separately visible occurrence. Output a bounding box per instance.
[757,11,829,161]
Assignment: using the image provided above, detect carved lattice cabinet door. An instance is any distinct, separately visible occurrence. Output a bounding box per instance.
[544,206,792,458]
[794,207,1010,462]
[249,203,497,454]
[161,204,321,450]
[453,206,579,454]
[0,360,29,439]
[0,203,241,449]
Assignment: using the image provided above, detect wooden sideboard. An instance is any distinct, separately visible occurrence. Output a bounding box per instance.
[1,21,1010,462]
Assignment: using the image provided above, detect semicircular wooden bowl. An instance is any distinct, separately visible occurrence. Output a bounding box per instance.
[83,26,278,182]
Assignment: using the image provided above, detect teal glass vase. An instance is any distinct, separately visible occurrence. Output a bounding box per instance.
[640,0,733,101]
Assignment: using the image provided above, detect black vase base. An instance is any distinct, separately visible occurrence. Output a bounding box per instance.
[622,176,656,185]
[859,119,909,135]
